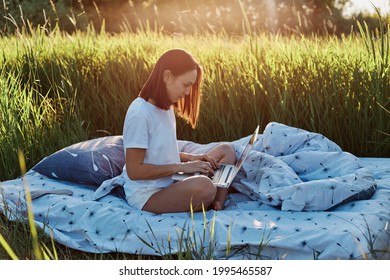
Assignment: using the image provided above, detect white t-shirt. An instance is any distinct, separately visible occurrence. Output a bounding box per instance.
[122,97,180,197]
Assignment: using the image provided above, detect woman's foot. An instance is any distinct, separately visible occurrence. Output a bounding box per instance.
[210,200,224,211]
[210,187,229,210]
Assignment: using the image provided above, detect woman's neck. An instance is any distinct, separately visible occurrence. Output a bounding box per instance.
[147,98,156,106]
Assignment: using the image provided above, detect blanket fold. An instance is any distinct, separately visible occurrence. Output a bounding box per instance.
[232,123,376,211]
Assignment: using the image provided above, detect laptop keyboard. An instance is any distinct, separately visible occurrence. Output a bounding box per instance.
[211,165,225,183]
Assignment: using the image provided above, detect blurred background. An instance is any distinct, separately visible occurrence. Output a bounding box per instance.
[0,0,389,36]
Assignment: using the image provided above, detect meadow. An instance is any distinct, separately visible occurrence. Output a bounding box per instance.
[0,21,389,259]
[1,25,389,182]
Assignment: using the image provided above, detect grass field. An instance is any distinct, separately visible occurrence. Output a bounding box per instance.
[0,22,389,259]
[1,26,389,181]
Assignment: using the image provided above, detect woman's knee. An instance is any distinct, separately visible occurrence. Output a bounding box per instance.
[216,143,236,163]
[192,176,217,205]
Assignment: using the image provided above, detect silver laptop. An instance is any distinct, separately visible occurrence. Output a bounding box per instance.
[173,126,259,188]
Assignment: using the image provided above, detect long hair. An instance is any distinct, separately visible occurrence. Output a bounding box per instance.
[139,49,203,129]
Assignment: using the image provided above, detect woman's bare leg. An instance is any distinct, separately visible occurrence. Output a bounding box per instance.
[142,143,236,213]
[205,143,236,210]
[142,175,216,214]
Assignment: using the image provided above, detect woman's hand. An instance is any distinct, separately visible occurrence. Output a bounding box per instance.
[180,160,215,175]
[190,154,220,170]
[179,152,221,175]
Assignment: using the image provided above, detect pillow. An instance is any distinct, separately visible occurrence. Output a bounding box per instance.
[32,136,125,186]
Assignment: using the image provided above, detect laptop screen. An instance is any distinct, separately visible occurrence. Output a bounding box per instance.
[229,125,259,180]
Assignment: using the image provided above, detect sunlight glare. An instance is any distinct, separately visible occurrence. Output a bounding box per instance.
[253,219,263,229]
[266,0,277,31]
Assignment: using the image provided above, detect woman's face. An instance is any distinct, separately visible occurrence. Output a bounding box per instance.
[164,69,197,104]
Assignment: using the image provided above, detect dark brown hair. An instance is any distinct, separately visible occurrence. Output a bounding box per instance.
[139,49,203,128]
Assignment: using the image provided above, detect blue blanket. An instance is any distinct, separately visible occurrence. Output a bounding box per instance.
[1,122,388,259]
[95,122,376,211]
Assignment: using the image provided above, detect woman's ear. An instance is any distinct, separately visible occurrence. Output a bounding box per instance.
[163,70,172,83]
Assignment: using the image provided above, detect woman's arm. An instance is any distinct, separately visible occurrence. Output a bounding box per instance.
[179,152,195,162]
[126,148,215,180]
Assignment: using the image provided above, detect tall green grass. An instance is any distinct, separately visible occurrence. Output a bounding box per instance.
[0,25,389,182]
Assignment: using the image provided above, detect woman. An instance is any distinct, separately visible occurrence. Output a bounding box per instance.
[123,48,236,213]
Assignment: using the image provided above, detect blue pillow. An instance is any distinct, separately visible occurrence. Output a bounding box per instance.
[32,136,125,186]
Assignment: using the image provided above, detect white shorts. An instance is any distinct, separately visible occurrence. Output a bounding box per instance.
[126,187,162,210]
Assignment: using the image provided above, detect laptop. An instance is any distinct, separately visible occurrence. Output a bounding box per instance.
[172,125,259,188]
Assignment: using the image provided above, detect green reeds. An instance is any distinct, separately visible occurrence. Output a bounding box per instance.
[137,204,220,260]
[1,29,389,182]
[0,234,19,260]
[0,151,58,260]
